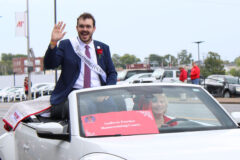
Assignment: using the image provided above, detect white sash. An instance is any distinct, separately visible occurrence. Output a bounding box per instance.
[70,37,107,83]
[3,96,51,130]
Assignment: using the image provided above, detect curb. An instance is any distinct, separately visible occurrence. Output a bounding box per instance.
[216,98,240,104]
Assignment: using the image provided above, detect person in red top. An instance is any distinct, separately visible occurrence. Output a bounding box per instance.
[179,66,188,83]
[24,77,29,99]
[190,62,200,84]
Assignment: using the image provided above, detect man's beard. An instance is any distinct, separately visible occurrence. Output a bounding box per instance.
[78,32,93,43]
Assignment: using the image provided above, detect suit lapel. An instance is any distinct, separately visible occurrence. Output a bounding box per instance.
[94,41,101,65]
[93,41,105,85]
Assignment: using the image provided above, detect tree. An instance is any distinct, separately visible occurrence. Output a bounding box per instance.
[229,68,240,77]
[164,54,177,67]
[177,50,192,65]
[0,53,27,75]
[112,53,123,68]
[201,51,225,78]
[119,54,140,68]
[149,54,164,67]
[234,56,240,67]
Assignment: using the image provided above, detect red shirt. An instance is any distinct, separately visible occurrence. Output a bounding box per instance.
[24,81,28,91]
[191,65,200,80]
[179,68,187,82]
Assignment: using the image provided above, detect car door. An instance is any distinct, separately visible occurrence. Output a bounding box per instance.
[162,70,174,82]
[15,122,71,160]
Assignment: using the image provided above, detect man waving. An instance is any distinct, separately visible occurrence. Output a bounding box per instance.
[44,13,117,120]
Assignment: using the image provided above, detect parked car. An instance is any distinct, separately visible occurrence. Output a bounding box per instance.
[203,74,240,98]
[153,68,181,83]
[117,69,153,81]
[1,83,240,160]
[13,87,25,101]
[31,83,55,98]
[117,73,155,85]
[0,87,24,102]
[161,68,181,83]
[35,83,55,96]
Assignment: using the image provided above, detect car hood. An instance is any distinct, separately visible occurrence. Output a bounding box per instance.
[82,129,240,160]
[230,84,240,87]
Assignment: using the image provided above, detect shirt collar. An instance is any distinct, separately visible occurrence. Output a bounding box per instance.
[77,36,94,50]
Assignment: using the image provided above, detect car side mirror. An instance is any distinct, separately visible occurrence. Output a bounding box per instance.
[36,122,70,141]
[162,74,166,80]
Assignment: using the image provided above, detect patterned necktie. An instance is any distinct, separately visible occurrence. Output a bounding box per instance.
[84,45,91,88]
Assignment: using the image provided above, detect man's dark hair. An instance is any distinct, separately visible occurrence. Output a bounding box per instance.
[77,12,96,27]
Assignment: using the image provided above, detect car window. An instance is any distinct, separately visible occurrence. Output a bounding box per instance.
[139,74,151,78]
[176,71,180,77]
[126,71,137,79]
[77,86,236,137]
[163,71,173,78]
[225,77,239,84]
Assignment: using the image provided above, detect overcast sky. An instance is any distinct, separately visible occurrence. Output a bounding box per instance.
[0,0,240,62]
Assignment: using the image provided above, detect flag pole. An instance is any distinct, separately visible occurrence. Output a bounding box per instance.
[26,0,32,100]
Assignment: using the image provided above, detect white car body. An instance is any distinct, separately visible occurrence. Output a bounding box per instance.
[117,73,156,85]
[1,83,240,160]
[0,87,24,102]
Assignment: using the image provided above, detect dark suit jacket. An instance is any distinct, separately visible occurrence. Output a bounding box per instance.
[44,39,117,105]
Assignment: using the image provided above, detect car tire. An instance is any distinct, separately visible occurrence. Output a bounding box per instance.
[223,91,231,98]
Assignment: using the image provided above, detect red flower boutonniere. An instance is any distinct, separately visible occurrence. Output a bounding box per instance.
[96,46,103,58]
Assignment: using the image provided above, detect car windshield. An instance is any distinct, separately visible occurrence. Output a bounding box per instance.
[77,85,237,137]
[117,70,127,80]
[152,69,164,78]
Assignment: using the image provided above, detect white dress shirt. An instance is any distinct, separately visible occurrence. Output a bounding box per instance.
[73,38,101,89]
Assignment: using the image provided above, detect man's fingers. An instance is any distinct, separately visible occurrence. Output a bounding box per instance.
[56,21,62,30]
[60,23,66,33]
[61,32,67,38]
[53,24,57,30]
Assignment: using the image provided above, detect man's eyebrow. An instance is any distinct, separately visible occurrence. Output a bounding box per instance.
[78,24,91,27]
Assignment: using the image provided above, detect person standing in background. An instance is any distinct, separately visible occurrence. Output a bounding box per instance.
[24,77,29,99]
[179,66,187,83]
[190,62,200,84]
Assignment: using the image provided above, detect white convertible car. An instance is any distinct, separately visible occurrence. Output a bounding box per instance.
[1,83,240,160]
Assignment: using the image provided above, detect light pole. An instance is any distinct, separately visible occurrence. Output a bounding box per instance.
[193,41,204,65]
[26,0,33,100]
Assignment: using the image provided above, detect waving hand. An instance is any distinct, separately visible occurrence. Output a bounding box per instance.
[51,21,66,43]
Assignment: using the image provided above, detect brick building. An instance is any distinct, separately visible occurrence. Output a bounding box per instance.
[12,57,44,74]
[126,63,150,70]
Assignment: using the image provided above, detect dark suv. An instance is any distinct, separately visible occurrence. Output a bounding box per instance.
[203,74,240,98]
